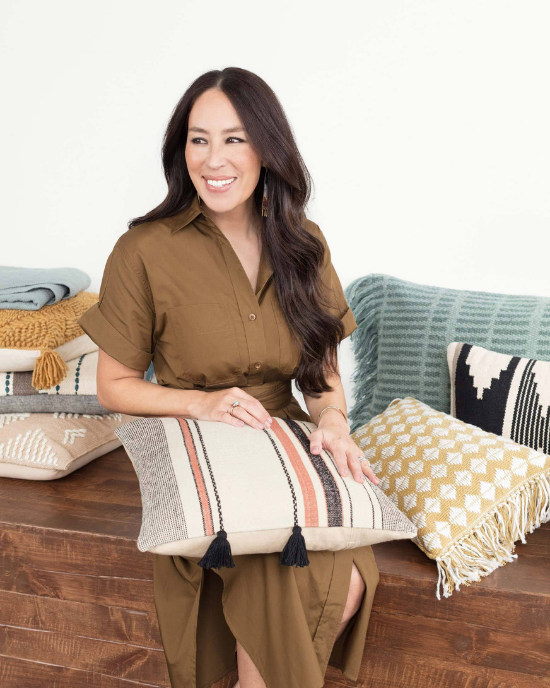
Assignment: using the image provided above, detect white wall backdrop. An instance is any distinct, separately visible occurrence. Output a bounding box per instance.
[2,0,549,411]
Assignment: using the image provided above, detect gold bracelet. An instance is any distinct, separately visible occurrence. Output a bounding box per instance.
[317,405,348,424]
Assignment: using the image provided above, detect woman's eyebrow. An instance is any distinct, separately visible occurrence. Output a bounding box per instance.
[189,126,246,134]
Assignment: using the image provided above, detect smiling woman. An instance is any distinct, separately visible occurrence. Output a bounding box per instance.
[78,66,380,688]
[186,92,265,221]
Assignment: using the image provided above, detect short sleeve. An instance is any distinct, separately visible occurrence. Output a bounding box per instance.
[312,222,358,342]
[78,242,155,371]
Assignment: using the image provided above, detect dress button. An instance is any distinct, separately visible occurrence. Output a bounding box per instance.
[249,313,256,320]
[254,362,262,369]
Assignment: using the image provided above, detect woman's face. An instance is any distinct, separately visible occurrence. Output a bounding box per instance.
[185,89,263,215]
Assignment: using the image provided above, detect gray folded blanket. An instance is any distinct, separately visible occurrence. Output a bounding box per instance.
[0,266,91,310]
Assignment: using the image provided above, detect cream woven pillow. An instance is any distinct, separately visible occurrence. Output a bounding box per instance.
[351,397,550,599]
[114,415,417,568]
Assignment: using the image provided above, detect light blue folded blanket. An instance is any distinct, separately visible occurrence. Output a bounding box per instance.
[0,266,91,310]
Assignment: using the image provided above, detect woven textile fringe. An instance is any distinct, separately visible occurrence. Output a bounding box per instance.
[435,470,550,600]
[345,276,384,433]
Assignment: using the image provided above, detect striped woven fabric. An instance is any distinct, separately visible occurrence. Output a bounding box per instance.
[114,415,417,568]
[344,273,550,434]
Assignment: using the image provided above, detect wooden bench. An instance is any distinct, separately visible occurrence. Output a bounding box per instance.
[1,446,548,687]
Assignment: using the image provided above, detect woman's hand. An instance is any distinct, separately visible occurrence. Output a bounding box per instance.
[191,387,273,431]
[309,416,380,485]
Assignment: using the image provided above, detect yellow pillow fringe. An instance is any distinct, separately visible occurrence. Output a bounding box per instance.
[435,470,550,600]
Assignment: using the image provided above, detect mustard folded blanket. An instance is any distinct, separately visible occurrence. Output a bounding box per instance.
[0,291,99,390]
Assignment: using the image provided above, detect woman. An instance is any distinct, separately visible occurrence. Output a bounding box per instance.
[78,67,380,688]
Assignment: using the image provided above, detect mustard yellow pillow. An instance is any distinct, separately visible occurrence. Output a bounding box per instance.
[0,291,98,390]
[351,397,550,599]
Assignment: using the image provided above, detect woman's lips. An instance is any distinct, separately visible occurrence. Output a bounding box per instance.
[203,177,237,193]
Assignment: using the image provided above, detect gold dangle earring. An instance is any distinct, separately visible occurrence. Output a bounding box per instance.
[261,166,268,217]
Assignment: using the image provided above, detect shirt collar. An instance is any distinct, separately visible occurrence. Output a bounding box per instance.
[165,194,204,233]
[165,193,274,296]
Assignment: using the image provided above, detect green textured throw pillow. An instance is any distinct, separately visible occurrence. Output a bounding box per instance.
[344,274,550,434]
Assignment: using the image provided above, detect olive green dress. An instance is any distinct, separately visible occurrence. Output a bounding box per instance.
[77,194,380,688]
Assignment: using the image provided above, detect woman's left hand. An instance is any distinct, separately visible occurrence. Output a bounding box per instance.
[309,420,380,485]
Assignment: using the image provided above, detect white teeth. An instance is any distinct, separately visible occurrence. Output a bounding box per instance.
[206,177,236,187]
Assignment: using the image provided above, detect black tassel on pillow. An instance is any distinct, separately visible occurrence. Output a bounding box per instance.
[198,529,236,569]
[280,524,310,567]
[197,524,310,569]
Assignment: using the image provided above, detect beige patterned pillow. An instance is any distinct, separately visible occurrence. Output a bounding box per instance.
[0,411,135,480]
[351,397,550,599]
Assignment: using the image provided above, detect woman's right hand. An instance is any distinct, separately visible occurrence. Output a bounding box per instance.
[191,387,273,431]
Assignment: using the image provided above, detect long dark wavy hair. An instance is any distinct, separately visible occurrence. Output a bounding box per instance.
[128,67,345,398]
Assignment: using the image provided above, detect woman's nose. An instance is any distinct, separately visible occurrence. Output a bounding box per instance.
[204,146,228,167]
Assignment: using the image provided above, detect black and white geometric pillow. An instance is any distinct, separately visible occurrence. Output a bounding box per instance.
[447,342,550,454]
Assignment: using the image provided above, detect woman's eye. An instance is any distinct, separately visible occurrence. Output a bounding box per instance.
[190,137,245,144]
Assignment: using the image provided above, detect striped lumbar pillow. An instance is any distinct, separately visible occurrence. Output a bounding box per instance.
[351,397,550,599]
[114,415,417,568]
[448,342,550,454]
[344,273,550,433]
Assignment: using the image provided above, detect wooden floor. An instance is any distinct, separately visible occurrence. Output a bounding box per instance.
[1,446,549,687]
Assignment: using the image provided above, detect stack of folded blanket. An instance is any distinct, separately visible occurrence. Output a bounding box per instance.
[0,265,141,481]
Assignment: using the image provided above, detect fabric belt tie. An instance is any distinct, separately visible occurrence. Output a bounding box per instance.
[205,379,293,412]
[239,379,293,411]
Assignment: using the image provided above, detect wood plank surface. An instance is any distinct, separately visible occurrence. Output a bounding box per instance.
[1,447,548,688]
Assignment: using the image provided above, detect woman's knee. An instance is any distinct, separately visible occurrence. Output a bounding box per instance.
[342,561,366,621]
